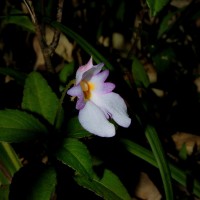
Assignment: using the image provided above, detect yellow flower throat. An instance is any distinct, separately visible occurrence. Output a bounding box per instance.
[80,80,95,100]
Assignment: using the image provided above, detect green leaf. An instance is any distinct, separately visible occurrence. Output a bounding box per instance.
[178,143,188,160]
[146,0,170,16]
[152,48,175,73]
[0,171,10,185]
[2,8,35,32]
[131,56,150,88]
[157,12,176,38]
[0,184,9,200]
[59,61,75,84]
[121,139,200,197]
[44,0,55,18]
[0,109,47,142]
[0,143,21,200]
[145,125,173,200]
[29,167,56,200]
[121,139,156,167]
[22,71,64,127]
[170,164,200,197]
[67,117,92,138]
[9,164,56,200]
[56,138,94,178]
[49,20,114,70]
[75,169,131,200]
[116,1,125,22]
[0,142,21,177]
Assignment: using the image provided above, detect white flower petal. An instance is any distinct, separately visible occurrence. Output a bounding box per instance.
[78,101,115,137]
[92,93,131,128]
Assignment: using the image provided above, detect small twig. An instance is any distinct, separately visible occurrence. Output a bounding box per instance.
[127,5,145,59]
[24,0,65,73]
[48,0,64,56]
[22,0,36,23]
[23,0,55,73]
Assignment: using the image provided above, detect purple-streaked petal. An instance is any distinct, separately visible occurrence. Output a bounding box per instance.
[91,93,131,128]
[67,85,82,97]
[78,101,115,137]
[76,96,85,110]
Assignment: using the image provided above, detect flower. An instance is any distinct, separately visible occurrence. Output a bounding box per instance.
[67,57,131,137]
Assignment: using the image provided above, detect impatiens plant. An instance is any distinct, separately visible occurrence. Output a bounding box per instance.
[0,0,200,199]
[67,57,131,137]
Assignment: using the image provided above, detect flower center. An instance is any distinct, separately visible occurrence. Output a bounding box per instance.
[80,80,95,100]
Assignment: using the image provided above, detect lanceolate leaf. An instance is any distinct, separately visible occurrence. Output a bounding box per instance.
[22,72,64,127]
[0,109,47,142]
[121,139,200,198]
[132,56,150,88]
[145,125,173,200]
[0,142,21,177]
[0,142,21,199]
[75,169,132,200]
[56,138,94,178]
[116,1,125,22]
[0,184,9,200]
[146,0,170,16]
[0,171,10,185]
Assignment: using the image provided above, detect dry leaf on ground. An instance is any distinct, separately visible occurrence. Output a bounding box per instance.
[134,172,162,200]
[172,132,200,155]
[33,26,74,70]
[170,0,192,8]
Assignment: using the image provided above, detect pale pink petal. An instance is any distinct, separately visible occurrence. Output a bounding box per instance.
[101,83,115,93]
[75,57,104,84]
[90,70,109,85]
[67,85,82,97]
[76,57,93,84]
[91,93,131,128]
[94,70,109,82]
[78,101,115,137]
[92,82,115,94]
[82,63,104,81]
[90,70,115,94]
